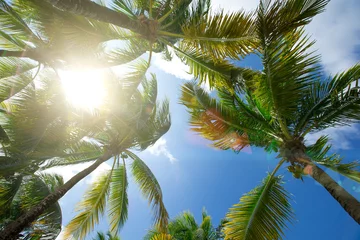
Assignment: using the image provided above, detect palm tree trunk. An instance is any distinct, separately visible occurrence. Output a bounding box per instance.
[0,151,113,240]
[310,165,360,224]
[289,149,360,224]
[45,0,146,35]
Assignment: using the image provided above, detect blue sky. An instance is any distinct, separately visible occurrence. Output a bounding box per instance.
[52,0,360,239]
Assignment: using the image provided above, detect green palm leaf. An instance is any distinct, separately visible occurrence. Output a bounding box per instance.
[224,174,294,240]
[180,81,276,151]
[149,233,174,240]
[307,136,360,183]
[181,10,256,60]
[64,168,114,240]
[296,65,360,134]
[256,0,329,43]
[108,158,128,234]
[126,150,169,230]
[165,40,239,89]
[0,175,22,216]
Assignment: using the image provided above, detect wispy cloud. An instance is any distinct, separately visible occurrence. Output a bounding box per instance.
[211,0,258,11]
[153,48,192,80]
[306,125,360,150]
[306,0,360,75]
[146,137,177,163]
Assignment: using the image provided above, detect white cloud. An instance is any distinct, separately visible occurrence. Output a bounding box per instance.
[211,0,258,11]
[213,0,360,75]
[146,137,177,163]
[306,0,360,74]
[153,48,193,80]
[306,125,360,150]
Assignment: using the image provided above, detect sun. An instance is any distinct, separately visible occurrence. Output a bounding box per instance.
[59,69,106,110]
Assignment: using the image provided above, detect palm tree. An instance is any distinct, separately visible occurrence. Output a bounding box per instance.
[0,0,258,90]
[0,63,171,239]
[145,208,218,240]
[0,173,63,239]
[93,231,121,240]
[0,71,109,239]
[180,0,360,238]
[1,0,337,101]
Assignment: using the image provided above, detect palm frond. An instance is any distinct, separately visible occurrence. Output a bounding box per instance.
[149,233,174,240]
[253,27,321,121]
[307,136,360,183]
[136,98,171,150]
[0,175,22,216]
[200,215,215,239]
[0,63,38,103]
[0,0,41,46]
[0,57,38,80]
[108,158,128,234]
[224,175,294,240]
[1,174,63,238]
[64,168,113,240]
[180,81,276,151]
[256,0,329,43]
[297,65,360,135]
[36,172,64,192]
[102,39,147,67]
[40,140,104,170]
[181,10,256,60]
[126,150,169,230]
[109,0,137,19]
[166,40,238,89]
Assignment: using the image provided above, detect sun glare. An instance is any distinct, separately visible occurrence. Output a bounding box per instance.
[59,70,106,110]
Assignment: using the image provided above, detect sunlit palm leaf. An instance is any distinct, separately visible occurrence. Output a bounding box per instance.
[108,160,128,234]
[224,175,294,240]
[64,168,113,240]
[253,27,321,120]
[167,41,237,89]
[181,10,256,60]
[296,65,360,134]
[40,140,104,169]
[256,0,329,44]
[180,81,275,151]
[0,0,40,45]
[126,150,169,230]
[149,233,174,240]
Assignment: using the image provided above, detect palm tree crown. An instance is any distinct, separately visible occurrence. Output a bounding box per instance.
[0,61,172,239]
[180,0,360,239]
[0,0,258,90]
[145,208,220,240]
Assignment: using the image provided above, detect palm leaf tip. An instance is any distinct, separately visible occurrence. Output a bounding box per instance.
[224,175,294,240]
[126,150,169,230]
[108,161,128,234]
[63,170,113,240]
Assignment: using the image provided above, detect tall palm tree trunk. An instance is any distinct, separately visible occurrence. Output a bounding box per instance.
[45,0,146,34]
[291,150,360,224]
[0,151,113,240]
[311,165,360,224]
